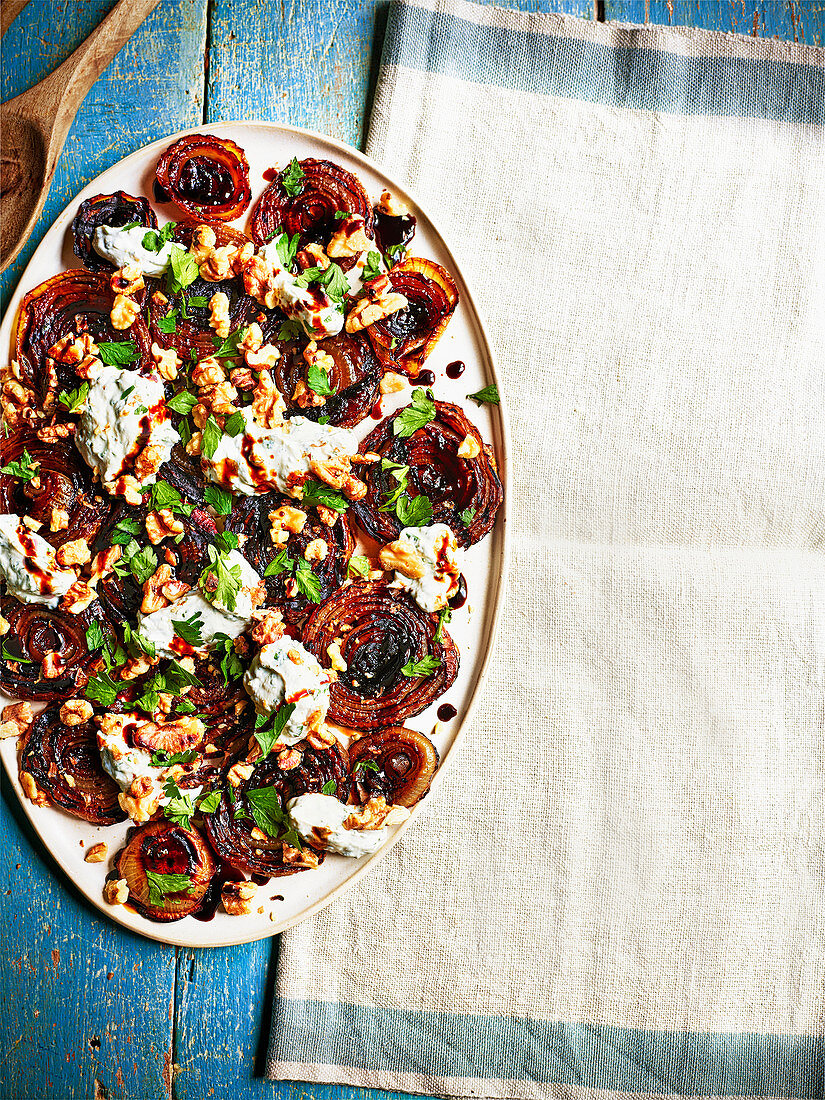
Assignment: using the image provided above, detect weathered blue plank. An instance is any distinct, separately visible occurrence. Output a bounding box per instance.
[0,0,208,315]
[2,790,176,1099]
[605,0,823,46]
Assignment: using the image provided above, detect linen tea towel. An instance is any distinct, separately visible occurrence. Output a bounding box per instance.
[269,3,825,1097]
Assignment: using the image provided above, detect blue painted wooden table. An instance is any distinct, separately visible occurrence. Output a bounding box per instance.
[1,2,821,1097]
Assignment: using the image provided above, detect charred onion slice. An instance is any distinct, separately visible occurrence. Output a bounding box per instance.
[275,331,381,428]
[227,493,353,626]
[155,134,251,222]
[349,726,439,807]
[203,740,347,877]
[351,400,502,547]
[250,158,373,247]
[0,431,110,549]
[0,596,114,702]
[72,191,158,273]
[19,706,126,824]
[158,443,210,509]
[116,820,215,922]
[302,581,459,729]
[367,258,458,376]
[15,270,151,401]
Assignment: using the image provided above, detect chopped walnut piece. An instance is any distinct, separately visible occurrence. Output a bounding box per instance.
[245,342,281,370]
[0,614,8,636]
[230,366,256,390]
[110,264,145,296]
[275,746,301,770]
[37,422,76,444]
[282,844,320,869]
[85,843,108,864]
[208,291,231,339]
[61,580,98,615]
[297,242,330,270]
[151,341,181,381]
[41,651,66,679]
[457,433,481,459]
[316,505,338,527]
[326,640,347,672]
[326,215,372,259]
[221,880,258,916]
[141,564,173,614]
[192,356,226,387]
[227,762,254,787]
[90,545,122,581]
[119,776,162,823]
[55,538,91,567]
[190,224,217,262]
[377,190,410,218]
[103,878,129,906]
[380,371,407,395]
[110,293,140,330]
[249,608,284,647]
[379,540,425,579]
[120,654,155,681]
[59,699,93,726]
[49,506,70,532]
[252,369,286,427]
[132,442,169,484]
[268,504,307,545]
[117,475,144,505]
[238,322,263,355]
[20,771,46,804]
[346,289,408,334]
[0,702,33,740]
[343,795,409,831]
[145,509,185,545]
[133,716,205,754]
[303,538,328,562]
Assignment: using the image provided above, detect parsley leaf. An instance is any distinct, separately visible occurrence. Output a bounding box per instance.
[354,759,380,773]
[166,389,196,414]
[110,515,143,545]
[150,748,200,767]
[85,670,120,706]
[434,606,452,644]
[123,622,156,659]
[401,655,441,678]
[348,555,370,579]
[214,530,239,552]
[300,479,348,513]
[85,621,105,651]
[333,210,349,221]
[223,409,245,436]
[212,328,246,360]
[129,545,158,584]
[280,157,305,197]
[459,506,477,526]
[204,484,232,515]
[198,790,222,814]
[245,785,303,849]
[378,459,409,513]
[157,309,178,334]
[146,871,193,906]
[361,251,383,281]
[271,229,300,271]
[253,702,296,757]
[278,319,304,341]
[187,295,208,308]
[57,383,89,413]
[167,245,199,294]
[142,222,176,252]
[321,779,338,796]
[315,262,350,305]
[98,341,139,367]
[263,549,294,577]
[212,633,244,684]
[294,557,322,603]
[149,479,193,516]
[393,388,435,438]
[0,449,39,482]
[384,242,407,268]
[306,363,334,397]
[199,545,242,611]
[171,612,204,648]
[201,416,222,460]
[466,384,500,405]
[395,494,432,527]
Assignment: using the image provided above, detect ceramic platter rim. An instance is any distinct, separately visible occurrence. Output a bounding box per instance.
[0,121,511,947]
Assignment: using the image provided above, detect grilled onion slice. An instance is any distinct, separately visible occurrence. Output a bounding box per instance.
[366,258,457,375]
[202,740,347,877]
[15,270,151,403]
[115,820,216,922]
[226,493,353,626]
[155,134,251,221]
[19,705,127,824]
[302,581,459,729]
[72,191,158,273]
[349,726,439,807]
[250,158,373,247]
[274,331,381,428]
[0,597,115,702]
[351,400,502,547]
[0,431,110,550]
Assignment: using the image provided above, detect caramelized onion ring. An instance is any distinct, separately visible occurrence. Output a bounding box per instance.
[351,400,502,547]
[367,258,458,376]
[116,821,215,922]
[0,596,115,702]
[302,581,459,729]
[0,431,110,549]
[155,134,251,221]
[203,740,347,876]
[274,331,381,428]
[349,726,439,807]
[72,191,158,273]
[250,158,373,247]
[15,270,151,402]
[227,493,353,626]
[19,706,127,824]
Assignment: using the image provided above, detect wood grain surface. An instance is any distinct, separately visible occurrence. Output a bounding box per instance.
[0,2,818,1099]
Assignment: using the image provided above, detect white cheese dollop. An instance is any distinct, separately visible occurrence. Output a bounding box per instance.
[138,552,262,658]
[96,715,202,818]
[286,793,387,858]
[92,224,177,277]
[0,514,75,608]
[76,366,179,492]
[388,523,463,613]
[243,637,331,745]
[202,406,357,498]
[262,240,343,339]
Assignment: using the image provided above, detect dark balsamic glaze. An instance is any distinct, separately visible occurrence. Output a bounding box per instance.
[153,178,171,203]
[437,703,457,721]
[446,360,465,379]
[375,210,416,255]
[194,860,245,922]
[178,156,235,206]
[251,873,271,885]
[448,574,467,609]
[262,167,279,182]
[370,399,384,419]
[417,369,436,386]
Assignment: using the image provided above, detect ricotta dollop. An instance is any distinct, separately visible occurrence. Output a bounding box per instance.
[243,637,331,745]
[0,514,75,608]
[262,240,343,339]
[286,793,387,858]
[388,523,463,613]
[202,406,357,498]
[138,552,263,659]
[92,224,177,277]
[76,366,179,491]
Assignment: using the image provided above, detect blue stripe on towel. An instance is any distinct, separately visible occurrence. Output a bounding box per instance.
[273,1000,823,1097]
[381,4,825,124]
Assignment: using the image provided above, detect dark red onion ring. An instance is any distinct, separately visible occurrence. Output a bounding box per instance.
[19,706,126,824]
[366,258,458,376]
[274,330,381,429]
[250,158,373,248]
[115,820,216,922]
[302,581,459,729]
[155,135,251,222]
[348,726,439,807]
[72,191,158,273]
[351,400,502,548]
